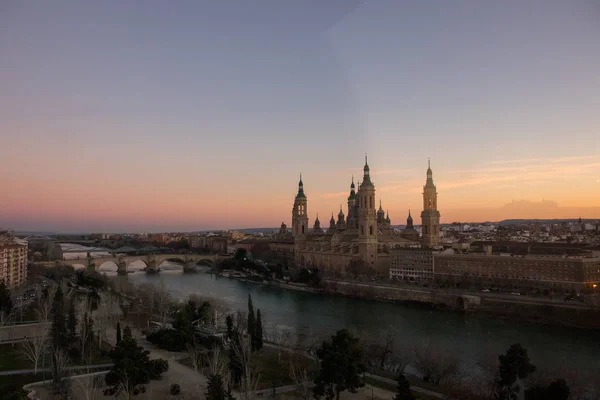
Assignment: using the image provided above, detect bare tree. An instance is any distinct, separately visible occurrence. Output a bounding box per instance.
[357,325,399,371]
[206,345,231,388]
[20,331,49,374]
[187,340,205,373]
[155,278,171,324]
[413,341,459,386]
[289,359,311,400]
[233,336,261,400]
[268,325,293,364]
[51,348,72,397]
[73,373,105,400]
[35,284,56,322]
[0,309,13,327]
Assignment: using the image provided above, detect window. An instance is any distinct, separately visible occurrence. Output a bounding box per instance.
[301,225,305,234]
[370,225,373,235]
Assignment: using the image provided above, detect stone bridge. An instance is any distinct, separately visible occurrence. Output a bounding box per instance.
[59,253,228,274]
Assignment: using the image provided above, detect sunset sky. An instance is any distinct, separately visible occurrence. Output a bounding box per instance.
[1,1,599,233]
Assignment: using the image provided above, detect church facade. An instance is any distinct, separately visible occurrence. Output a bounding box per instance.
[291,156,440,276]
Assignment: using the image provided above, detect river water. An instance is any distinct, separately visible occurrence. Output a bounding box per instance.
[62,244,600,371]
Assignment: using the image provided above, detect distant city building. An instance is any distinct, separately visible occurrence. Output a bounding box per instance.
[389,247,438,281]
[291,156,437,276]
[151,233,168,244]
[1,231,28,288]
[229,231,246,240]
[434,252,600,291]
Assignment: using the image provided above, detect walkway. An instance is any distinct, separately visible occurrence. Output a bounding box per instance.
[0,364,112,376]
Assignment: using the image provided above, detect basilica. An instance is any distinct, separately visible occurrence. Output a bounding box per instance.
[290,156,440,275]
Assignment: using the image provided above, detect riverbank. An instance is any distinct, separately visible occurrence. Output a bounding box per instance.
[224,274,600,330]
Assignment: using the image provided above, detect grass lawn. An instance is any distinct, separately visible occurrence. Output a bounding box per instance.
[253,346,316,390]
[369,367,441,393]
[0,373,44,400]
[0,344,33,371]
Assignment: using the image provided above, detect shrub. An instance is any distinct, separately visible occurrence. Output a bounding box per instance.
[146,328,187,351]
[148,359,169,380]
[170,384,181,396]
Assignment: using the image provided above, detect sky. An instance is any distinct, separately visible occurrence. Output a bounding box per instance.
[1,1,599,233]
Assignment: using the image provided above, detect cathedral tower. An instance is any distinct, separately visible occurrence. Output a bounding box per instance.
[347,177,357,229]
[292,174,309,238]
[420,160,441,247]
[358,154,378,267]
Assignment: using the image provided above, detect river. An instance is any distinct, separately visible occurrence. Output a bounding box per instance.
[62,244,600,371]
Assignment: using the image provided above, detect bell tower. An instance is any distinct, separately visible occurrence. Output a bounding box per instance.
[357,154,378,267]
[292,174,309,238]
[421,159,441,247]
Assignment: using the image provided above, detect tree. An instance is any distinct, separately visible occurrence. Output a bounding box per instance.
[229,330,244,386]
[0,280,13,318]
[51,285,69,351]
[116,322,122,344]
[290,360,311,400]
[79,311,95,364]
[413,341,459,385]
[255,309,263,351]
[394,374,415,400]
[247,295,255,351]
[524,379,570,400]
[234,248,248,261]
[226,314,234,341]
[494,344,536,400]
[67,301,78,343]
[105,326,168,397]
[20,330,49,374]
[313,329,366,400]
[206,373,227,400]
[74,373,104,400]
[233,336,261,400]
[50,348,71,398]
[35,284,56,322]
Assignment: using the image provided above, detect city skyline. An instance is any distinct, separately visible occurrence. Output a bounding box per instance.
[2,1,600,232]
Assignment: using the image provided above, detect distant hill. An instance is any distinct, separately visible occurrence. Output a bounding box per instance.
[498,219,592,226]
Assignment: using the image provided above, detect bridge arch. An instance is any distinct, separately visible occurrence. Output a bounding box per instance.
[97,261,119,272]
[158,258,185,271]
[127,259,148,271]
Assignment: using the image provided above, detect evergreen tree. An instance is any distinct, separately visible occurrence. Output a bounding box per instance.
[116,322,122,343]
[393,374,415,400]
[247,295,255,351]
[67,301,77,343]
[205,373,227,400]
[0,280,13,317]
[105,325,168,396]
[226,314,234,341]
[313,329,366,400]
[494,343,536,400]
[255,309,263,350]
[50,286,68,351]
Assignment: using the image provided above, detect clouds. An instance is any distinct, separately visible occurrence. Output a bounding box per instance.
[440,154,600,191]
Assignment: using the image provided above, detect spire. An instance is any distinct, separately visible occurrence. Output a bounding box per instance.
[407,209,414,228]
[362,153,373,187]
[379,199,383,210]
[338,204,344,217]
[385,210,391,224]
[425,159,434,187]
[351,175,355,189]
[296,173,306,198]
